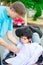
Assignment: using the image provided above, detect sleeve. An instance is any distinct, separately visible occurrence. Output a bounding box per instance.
[26,54,38,65]
[0,19,3,38]
[26,45,43,65]
[8,19,13,31]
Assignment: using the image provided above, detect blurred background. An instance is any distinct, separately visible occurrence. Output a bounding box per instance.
[0,0,43,64]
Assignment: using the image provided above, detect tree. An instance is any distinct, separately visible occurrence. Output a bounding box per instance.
[32,0,43,20]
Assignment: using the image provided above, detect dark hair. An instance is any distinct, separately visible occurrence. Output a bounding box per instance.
[15,27,33,39]
[10,1,26,17]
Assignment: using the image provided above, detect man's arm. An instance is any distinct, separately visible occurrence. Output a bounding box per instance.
[0,38,19,54]
[7,31,18,45]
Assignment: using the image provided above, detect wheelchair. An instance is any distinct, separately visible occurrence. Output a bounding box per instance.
[2,26,43,65]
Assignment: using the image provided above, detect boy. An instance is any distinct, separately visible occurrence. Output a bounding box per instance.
[15,26,41,45]
[5,27,43,65]
[0,1,26,53]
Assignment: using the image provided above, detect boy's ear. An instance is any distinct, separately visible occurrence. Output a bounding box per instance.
[6,7,12,15]
[11,8,15,11]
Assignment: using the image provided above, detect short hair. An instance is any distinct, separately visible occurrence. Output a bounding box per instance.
[15,27,33,39]
[10,1,26,17]
[22,28,33,39]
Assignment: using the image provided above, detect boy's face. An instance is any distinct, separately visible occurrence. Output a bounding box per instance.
[10,8,23,19]
[21,36,32,44]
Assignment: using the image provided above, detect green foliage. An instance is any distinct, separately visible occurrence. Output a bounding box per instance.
[33,4,42,20]
[18,0,34,8]
[32,0,43,4]
[33,3,42,20]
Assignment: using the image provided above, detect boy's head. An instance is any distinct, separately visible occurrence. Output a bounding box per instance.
[15,27,33,44]
[10,1,26,19]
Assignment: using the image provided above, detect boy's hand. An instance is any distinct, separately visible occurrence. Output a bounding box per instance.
[15,48,20,54]
[0,38,20,54]
[0,38,3,45]
[33,64,37,65]
[12,45,20,54]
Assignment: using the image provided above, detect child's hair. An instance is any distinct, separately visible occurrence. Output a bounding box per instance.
[10,1,26,17]
[15,27,33,39]
[22,28,33,39]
